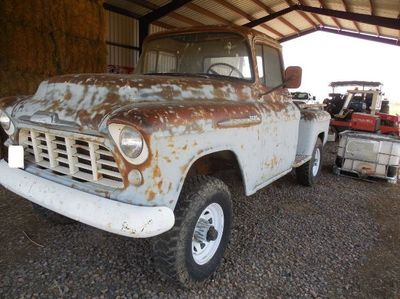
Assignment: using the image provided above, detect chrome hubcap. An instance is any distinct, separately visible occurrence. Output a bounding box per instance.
[192,203,224,265]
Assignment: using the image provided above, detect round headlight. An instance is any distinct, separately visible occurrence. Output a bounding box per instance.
[0,110,11,131]
[120,127,144,159]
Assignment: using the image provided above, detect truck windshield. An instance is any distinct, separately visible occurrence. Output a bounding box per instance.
[137,32,253,81]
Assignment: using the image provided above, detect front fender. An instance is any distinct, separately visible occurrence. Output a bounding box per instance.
[113,126,261,209]
[0,96,31,115]
[108,100,263,209]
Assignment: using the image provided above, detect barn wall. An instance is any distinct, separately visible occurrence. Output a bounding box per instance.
[106,10,139,74]
[0,0,107,98]
[105,11,169,74]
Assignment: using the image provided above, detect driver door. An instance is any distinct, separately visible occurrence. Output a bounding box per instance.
[255,43,300,187]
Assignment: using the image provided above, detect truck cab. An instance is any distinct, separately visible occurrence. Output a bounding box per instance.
[291,91,316,105]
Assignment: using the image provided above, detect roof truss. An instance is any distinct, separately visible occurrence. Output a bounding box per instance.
[105,0,400,46]
[140,0,194,24]
[245,5,400,31]
[280,26,399,46]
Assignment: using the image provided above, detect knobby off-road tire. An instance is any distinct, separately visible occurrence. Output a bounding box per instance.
[32,203,75,225]
[0,129,7,160]
[296,138,323,186]
[152,176,232,287]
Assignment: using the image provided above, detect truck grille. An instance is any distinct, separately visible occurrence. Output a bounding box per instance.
[20,129,124,188]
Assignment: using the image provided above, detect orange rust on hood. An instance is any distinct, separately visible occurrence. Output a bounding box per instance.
[10,73,260,132]
[108,100,263,135]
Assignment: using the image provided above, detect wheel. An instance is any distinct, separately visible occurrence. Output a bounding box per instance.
[0,142,4,160]
[296,138,323,186]
[0,129,7,160]
[152,176,232,286]
[32,203,75,225]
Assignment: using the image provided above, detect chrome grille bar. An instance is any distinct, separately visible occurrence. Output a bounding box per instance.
[21,129,123,188]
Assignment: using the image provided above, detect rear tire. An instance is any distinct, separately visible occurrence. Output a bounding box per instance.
[32,203,75,225]
[152,176,232,287]
[296,138,323,186]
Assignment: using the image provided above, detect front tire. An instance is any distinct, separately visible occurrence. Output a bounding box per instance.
[153,176,232,286]
[296,138,323,186]
[0,129,7,160]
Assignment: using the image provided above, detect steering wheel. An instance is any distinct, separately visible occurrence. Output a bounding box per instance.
[207,62,244,79]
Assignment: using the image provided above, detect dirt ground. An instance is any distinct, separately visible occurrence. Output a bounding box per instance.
[0,143,399,298]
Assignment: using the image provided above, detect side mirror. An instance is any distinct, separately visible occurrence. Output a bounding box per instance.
[284,66,302,89]
[313,96,316,101]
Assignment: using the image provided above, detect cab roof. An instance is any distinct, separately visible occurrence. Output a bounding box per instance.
[145,25,281,48]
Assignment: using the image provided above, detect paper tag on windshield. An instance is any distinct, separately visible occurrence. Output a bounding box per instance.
[8,145,24,168]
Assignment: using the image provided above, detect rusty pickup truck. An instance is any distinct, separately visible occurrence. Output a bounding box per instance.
[0,25,330,286]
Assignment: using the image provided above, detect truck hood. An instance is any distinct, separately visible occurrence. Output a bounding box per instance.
[11,73,254,132]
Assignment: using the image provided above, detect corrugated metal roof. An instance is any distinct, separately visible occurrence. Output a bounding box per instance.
[104,0,400,44]
[173,6,222,25]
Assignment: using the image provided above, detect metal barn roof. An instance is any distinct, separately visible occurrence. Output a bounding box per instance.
[104,0,400,46]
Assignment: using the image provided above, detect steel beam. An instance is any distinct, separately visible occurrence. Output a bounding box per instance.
[280,26,400,46]
[244,6,296,28]
[279,27,319,42]
[140,0,193,23]
[319,27,399,46]
[245,5,400,31]
[297,5,400,30]
[139,20,149,54]
[103,3,141,19]
[125,0,158,10]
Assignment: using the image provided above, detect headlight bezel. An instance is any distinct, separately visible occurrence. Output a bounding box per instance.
[0,110,15,135]
[119,126,144,159]
[108,123,149,165]
[0,110,11,130]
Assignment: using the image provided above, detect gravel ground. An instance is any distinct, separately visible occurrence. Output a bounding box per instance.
[0,142,399,298]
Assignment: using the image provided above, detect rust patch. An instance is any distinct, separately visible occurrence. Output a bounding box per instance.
[146,189,156,201]
[264,156,281,169]
[153,165,161,178]
[163,157,172,163]
[109,100,264,136]
[301,110,330,121]
[180,165,187,174]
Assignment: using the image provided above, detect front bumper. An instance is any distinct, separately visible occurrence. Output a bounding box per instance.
[0,160,175,238]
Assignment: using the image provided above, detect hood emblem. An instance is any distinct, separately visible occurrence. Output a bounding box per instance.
[30,112,59,125]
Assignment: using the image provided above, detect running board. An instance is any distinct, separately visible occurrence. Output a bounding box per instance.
[293,155,311,168]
